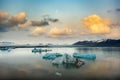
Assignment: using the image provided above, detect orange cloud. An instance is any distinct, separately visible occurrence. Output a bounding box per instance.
[48,26,73,37]
[82,15,111,34]
[31,27,45,36]
[0,10,9,23]
[9,12,26,24]
[105,28,120,39]
[18,21,32,28]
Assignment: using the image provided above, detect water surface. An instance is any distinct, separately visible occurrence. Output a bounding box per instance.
[0,47,120,80]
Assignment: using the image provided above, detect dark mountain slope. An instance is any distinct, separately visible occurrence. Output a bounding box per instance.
[73,39,120,47]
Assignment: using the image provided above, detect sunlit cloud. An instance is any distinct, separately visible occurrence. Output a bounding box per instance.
[9,12,27,25]
[105,27,120,39]
[18,21,32,28]
[31,27,45,36]
[48,26,73,37]
[0,11,27,32]
[0,10,9,23]
[82,15,111,34]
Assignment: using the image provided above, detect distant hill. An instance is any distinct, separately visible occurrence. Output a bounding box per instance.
[0,42,14,46]
[73,39,120,47]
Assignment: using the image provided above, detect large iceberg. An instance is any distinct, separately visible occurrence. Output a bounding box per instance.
[73,53,96,60]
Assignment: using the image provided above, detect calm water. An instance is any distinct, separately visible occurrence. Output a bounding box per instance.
[0,47,120,80]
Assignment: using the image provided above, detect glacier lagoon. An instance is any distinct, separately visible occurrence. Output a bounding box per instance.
[0,47,120,80]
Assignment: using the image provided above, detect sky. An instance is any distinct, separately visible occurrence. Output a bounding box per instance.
[0,0,120,44]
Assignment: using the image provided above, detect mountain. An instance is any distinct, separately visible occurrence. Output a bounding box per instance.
[73,39,120,47]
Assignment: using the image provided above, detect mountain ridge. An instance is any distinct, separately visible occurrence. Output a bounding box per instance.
[73,39,120,47]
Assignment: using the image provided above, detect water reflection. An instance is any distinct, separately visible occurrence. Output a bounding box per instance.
[83,57,120,79]
[0,47,120,79]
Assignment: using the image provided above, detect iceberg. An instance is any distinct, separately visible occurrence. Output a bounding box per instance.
[52,58,63,65]
[0,47,9,51]
[43,53,63,60]
[73,53,96,60]
[32,48,39,52]
[62,54,74,64]
[32,48,52,53]
[52,53,85,68]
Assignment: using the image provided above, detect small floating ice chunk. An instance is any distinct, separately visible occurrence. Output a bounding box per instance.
[55,72,62,77]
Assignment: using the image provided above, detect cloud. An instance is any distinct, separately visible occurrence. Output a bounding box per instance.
[111,22,120,26]
[0,10,9,23]
[116,8,120,12]
[82,15,111,34]
[105,23,120,39]
[0,24,8,32]
[0,20,14,32]
[0,11,59,32]
[31,27,45,36]
[31,20,49,26]
[18,21,32,28]
[48,18,59,22]
[0,26,6,32]
[0,11,24,32]
[42,14,59,22]
[31,17,59,26]
[107,8,120,13]
[9,12,27,25]
[49,19,59,22]
[8,12,59,27]
[48,26,73,37]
